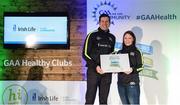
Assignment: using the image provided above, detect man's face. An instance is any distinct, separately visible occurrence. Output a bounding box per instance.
[99,17,110,31]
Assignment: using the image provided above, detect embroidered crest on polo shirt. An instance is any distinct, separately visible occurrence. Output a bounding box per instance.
[108,37,113,42]
[96,36,102,40]
[130,52,135,56]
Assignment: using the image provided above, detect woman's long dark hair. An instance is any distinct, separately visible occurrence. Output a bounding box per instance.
[122,30,137,50]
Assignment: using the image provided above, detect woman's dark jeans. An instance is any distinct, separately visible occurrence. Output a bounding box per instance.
[118,82,140,105]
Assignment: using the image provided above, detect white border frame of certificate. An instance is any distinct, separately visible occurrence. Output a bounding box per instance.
[100,54,130,73]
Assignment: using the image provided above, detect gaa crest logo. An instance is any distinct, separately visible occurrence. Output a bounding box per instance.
[92,1,117,25]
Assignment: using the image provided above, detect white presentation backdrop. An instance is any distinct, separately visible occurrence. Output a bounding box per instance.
[87,0,180,105]
[0,81,86,105]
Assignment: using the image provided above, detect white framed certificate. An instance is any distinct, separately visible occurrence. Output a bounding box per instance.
[100,54,130,73]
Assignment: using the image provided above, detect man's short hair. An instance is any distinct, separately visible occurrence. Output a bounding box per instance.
[99,14,111,23]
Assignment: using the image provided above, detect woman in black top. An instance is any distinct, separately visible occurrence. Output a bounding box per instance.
[117,31,143,105]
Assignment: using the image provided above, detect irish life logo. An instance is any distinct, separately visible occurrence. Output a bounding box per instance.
[13,24,36,32]
[2,84,28,105]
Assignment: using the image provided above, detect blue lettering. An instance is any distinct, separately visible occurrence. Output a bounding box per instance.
[17,26,36,31]
[99,10,111,15]
[13,25,16,31]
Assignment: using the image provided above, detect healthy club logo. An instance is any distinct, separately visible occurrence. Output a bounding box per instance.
[2,84,28,105]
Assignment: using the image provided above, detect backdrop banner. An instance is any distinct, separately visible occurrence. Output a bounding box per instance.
[87,0,180,104]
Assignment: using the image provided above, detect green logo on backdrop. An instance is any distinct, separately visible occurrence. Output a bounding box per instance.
[2,84,28,105]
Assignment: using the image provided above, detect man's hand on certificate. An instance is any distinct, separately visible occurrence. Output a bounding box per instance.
[124,68,133,75]
[96,66,104,74]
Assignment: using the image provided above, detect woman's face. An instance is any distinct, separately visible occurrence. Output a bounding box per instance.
[123,33,134,46]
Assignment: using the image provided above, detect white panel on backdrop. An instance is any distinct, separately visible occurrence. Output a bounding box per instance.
[0,81,122,105]
[0,81,86,105]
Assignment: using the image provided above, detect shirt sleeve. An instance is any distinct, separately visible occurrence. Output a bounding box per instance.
[133,49,144,73]
[82,32,98,67]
